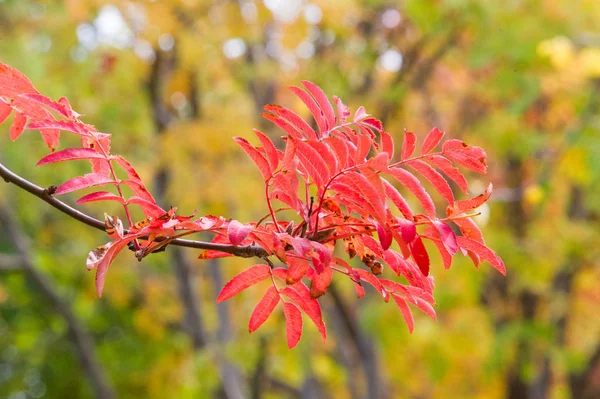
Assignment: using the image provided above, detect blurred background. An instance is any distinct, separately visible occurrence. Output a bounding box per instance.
[0,0,599,398]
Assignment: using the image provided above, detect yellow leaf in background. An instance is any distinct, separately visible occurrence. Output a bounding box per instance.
[524,184,544,206]
[578,47,600,78]
[537,36,575,70]
[558,147,590,184]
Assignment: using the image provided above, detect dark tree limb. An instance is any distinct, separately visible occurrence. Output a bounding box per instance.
[0,206,115,399]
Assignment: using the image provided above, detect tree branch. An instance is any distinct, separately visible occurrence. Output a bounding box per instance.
[0,160,268,258]
[0,206,115,399]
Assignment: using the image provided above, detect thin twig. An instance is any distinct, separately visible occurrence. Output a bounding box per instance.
[0,160,268,258]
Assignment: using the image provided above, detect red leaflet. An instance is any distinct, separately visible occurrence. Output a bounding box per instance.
[286,257,310,284]
[36,148,105,166]
[353,106,368,122]
[362,117,383,132]
[227,220,253,246]
[307,140,338,175]
[76,191,126,205]
[442,139,487,174]
[0,102,12,124]
[234,137,272,181]
[354,269,389,301]
[421,127,445,154]
[427,154,468,194]
[406,159,454,204]
[380,132,394,160]
[282,286,326,340]
[86,234,143,297]
[456,236,506,275]
[310,266,333,298]
[289,85,328,135]
[447,183,492,216]
[302,80,336,132]
[391,295,415,333]
[283,302,303,349]
[340,172,387,223]
[409,236,430,276]
[9,112,27,141]
[294,138,330,189]
[249,286,280,333]
[432,221,458,255]
[39,129,60,152]
[55,173,116,195]
[355,134,372,163]
[254,129,279,171]
[126,196,165,219]
[377,222,393,251]
[27,119,87,136]
[387,167,436,217]
[394,217,417,243]
[414,298,437,321]
[263,104,317,140]
[326,136,350,170]
[382,179,414,220]
[422,226,453,270]
[401,130,416,160]
[332,95,350,124]
[20,93,73,119]
[216,264,272,303]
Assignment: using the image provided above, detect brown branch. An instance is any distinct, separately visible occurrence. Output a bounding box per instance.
[0,160,268,258]
[0,254,24,271]
[0,206,115,399]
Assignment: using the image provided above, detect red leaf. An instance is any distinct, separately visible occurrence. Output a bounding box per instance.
[283,302,303,348]
[401,130,416,160]
[388,167,436,217]
[0,102,12,124]
[394,217,416,243]
[76,191,125,205]
[227,220,253,246]
[427,155,469,194]
[432,221,458,255]
[282,286,326,340]
[377,222,393,251]
[310,266,333,298]
[362,117,383,132]
[302,80,336,132]
[9,112,27,141]
[263,104,317,140]
[281,137,297,171]
[27,119,87,136]
[55,173,116,195]
[326,136,350,170]
[422,226,453,269]
[406,159,454,204]
[447,183,492,216]
[249,286,280,332]
[234,137,272,181]
[307,140,338,174]
[289,85,327,135]
[87,234,143,297]
[442,139,487,173]
[355,134,372,163]
[353,106,368,122]
[39,129,60,152]
[295,138,330,189]
[354,269,389,301]
[121,180,157,206]
[421,127,445,154]
[254,129,279,171]
[391,295,414,333]
[20,93,72,119]
[216,264,271,303]
[382,179,413,220]
[409,236,430,276]
[286,257,310,284]
[36,148,105,165]
[380,131,394,160]
[456,236,506,275]
[332,95,350,124]
[127,196,165,218]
